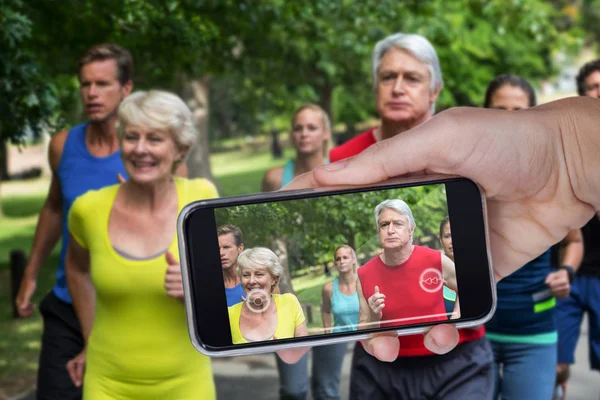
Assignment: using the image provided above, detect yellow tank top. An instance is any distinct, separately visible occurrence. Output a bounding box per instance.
[68,177,218,399]
[228,293,306,344]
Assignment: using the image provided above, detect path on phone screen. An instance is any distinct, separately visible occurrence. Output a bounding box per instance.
[16,319,600,399]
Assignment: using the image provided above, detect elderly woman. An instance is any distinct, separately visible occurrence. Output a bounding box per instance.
[65,90,218,399]
[228,247,308,344]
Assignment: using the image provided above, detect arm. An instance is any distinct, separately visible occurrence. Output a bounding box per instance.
[357,277,384,329]
[546,229,584,299]
[261,167,283,192]
[66,235,94,343]
[441,254,457,292]
[441,255,460,318]
[15,131,67,317]
[321,282,333,333]
[560,228,584,271]
[65,235,93,387]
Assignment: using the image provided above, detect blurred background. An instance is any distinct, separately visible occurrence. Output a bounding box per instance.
[2,0,600,399]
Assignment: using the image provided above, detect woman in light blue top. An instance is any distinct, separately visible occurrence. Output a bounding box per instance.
[262,103,331,191]
[322,245,360,333]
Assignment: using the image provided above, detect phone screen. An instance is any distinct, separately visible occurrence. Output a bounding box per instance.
[182,177,494,351]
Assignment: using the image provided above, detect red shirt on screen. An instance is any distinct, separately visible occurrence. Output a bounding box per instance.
[334,128,485,356]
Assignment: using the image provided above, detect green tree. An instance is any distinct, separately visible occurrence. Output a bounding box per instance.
[215,184,449,292]
[1,0,61,216]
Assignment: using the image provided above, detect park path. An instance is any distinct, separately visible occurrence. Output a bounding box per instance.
[14,322,599,399]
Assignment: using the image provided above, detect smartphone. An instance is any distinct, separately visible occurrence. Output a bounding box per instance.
[177,175,496,357]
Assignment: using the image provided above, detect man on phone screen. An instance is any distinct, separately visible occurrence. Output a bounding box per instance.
[357,199,459,334]
[330,33,493,400]
[218,224,246,306]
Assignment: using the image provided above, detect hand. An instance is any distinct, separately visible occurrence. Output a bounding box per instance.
[285,98,600,360]
[66,349,86,387]
[367,286,385,321]
[15,276,36,318]
[164,251,184,300]
[545,270,570,299]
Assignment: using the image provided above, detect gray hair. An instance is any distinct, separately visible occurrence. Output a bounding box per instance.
[237,247,283,282]
[372,33,443,113]
[374,199,416,231]
[117,90,196,171]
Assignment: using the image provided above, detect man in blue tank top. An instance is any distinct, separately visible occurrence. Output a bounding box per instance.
[218,224,247,306]
[13,44,134,400]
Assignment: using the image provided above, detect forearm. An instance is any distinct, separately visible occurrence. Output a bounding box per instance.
[322,311,333,333]
[24,203,62,280]
[358,312,380,329]
[561,241,584,271]
[67,269,95,343]
[451,296,461,320]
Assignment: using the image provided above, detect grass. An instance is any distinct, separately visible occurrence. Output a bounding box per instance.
[0,147,304,398]
[211,147,295,197]
[0,193,56,400]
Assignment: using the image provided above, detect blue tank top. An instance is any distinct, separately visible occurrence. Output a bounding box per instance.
[485,249,556,337]
[226,283,246,307]
[331,277,360,333]
[54,123,128,303]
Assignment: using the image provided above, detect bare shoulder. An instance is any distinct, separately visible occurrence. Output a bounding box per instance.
[48,129,70,171]
[262,166,284,192]
[322,281,333,297]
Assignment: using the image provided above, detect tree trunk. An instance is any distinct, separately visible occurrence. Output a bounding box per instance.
[272,237,295,295]
[0,141,6,218]
[320,84,334,122]
[180,76,215,182]
[0,140,8,181]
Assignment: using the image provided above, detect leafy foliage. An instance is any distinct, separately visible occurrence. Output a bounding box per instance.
[1,0,61,144]
[215,184,448,276]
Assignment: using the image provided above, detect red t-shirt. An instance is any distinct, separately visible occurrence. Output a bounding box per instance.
[359,248,484,357]
[329,129,377,162]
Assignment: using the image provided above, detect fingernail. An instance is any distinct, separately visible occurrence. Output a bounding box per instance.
[323,160,349,172]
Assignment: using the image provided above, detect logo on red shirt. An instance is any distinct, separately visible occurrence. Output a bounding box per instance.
[419,268,443,293]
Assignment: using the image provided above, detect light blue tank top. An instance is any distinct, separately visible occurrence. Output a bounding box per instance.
[331,277,360,332]
[280,159,329,188]
[54,123,128,303]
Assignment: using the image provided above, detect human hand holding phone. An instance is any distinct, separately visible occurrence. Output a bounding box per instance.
[285,98,600,359]
[178,175,496,359]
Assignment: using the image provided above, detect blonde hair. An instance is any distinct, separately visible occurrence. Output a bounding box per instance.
[117,90,195,171]
[291,104,333,157]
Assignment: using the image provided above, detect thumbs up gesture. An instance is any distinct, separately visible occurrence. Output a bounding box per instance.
[164,251,184,301]
[367,285,385,321]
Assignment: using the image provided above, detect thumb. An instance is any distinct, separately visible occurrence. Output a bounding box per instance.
[117,173,127,184]
[374,285,380,294]
[165,250,178,266]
